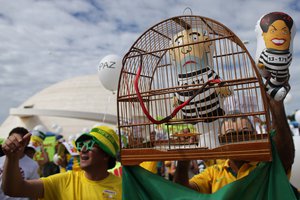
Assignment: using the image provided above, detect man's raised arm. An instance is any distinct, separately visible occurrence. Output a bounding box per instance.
[268,97,295,174]
[1,133,44,198]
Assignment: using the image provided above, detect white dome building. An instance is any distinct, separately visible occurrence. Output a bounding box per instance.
[0,74,117,138]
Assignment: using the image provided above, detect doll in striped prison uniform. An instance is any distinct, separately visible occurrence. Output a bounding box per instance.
[255,12,295,101]
[169,28,232,149]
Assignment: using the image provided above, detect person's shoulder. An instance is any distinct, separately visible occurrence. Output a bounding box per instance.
[20,155,39,168]
[0,156,5,163]
[207,159,228,172]
[22,154,34,161]
[41,170,73,182]
[69,169,83,178]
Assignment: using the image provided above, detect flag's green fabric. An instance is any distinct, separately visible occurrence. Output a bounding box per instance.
[122,138,297,199]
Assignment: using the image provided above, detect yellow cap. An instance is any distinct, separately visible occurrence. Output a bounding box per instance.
[75,126,119,158]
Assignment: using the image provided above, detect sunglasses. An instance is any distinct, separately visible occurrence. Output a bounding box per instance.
[76,140,96,152]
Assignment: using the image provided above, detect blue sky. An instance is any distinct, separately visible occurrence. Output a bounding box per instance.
[0,0,299,123]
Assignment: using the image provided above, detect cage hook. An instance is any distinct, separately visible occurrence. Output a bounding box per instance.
[183,7,193,15]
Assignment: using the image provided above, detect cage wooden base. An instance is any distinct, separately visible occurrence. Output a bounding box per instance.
[121,141,272,166]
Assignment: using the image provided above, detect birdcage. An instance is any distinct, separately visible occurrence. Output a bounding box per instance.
[117,15,272,165]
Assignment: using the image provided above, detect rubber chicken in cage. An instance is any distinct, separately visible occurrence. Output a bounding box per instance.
[255,12,295,101]
[169,28,232,148]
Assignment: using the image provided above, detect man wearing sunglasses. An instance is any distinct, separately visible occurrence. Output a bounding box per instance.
[174,97,296,195]
[1,125,122,200]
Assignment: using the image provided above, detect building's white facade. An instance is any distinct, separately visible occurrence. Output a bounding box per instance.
[0,74,118,138]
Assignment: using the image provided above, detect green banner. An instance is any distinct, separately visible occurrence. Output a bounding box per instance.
[122,140,297,199]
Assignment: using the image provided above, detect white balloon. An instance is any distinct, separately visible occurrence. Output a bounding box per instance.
[52,123,58,130]
[53,154,62,165]
[33,125,47,134]
[54,126,63,134]
[68,135,77,142]
[82,127,90,133]
[97,54,122,92]
[284,92,292,104]
[295,110,300,124]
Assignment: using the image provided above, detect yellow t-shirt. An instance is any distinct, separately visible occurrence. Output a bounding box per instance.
[40,170,122,200]
[189,159,257,194]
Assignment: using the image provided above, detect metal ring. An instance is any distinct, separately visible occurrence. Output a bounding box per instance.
[183,7,193,15]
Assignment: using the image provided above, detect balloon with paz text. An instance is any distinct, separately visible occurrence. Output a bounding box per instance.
[98,54,122,92]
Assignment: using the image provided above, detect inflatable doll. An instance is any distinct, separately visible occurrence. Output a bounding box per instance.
[170,28,232,148]
[255,12,295,101]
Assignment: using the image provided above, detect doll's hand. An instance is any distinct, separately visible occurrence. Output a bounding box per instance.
[257,63,265,69]
[215,85,233,98]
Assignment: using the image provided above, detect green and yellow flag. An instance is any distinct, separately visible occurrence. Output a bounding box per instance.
[122,139,298,199]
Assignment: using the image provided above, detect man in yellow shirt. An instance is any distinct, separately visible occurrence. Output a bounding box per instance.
[174,97,295,194]
[188,159,257,194]
[1,126,122,200]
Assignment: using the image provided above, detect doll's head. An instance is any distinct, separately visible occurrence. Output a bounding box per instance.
[260,12,293,51]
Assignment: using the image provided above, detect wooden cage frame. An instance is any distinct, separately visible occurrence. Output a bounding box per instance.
[117,15,272,165]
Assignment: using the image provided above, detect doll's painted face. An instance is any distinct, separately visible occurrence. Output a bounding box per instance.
[262,20,291,51]
[170,29,212,71]
[171,29,208,61]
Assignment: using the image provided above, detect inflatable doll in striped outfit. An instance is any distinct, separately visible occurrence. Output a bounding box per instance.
[255,12,295,101]
[170,28,232,149]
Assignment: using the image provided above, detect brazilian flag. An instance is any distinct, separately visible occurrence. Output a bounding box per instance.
[122,138,298,199]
